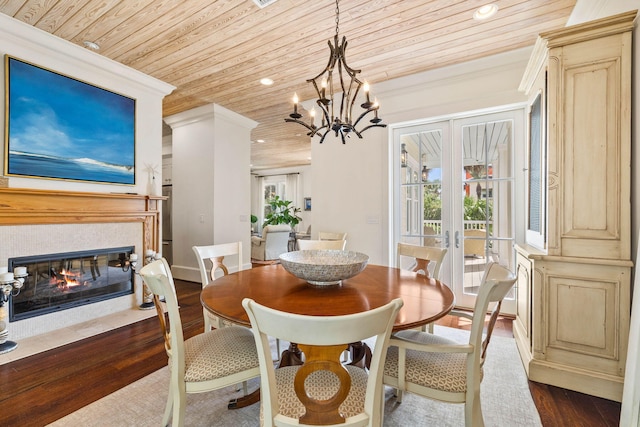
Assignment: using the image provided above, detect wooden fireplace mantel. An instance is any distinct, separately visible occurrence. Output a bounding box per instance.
[0,188,164,253]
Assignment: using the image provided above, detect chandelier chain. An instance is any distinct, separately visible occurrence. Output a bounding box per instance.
[335,0,339,36]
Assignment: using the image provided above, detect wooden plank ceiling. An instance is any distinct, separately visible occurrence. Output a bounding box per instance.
[1,0,576,171]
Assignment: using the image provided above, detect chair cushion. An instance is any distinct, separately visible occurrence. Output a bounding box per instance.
[384,329,479,394]
[182,326,259,382]
[266,365,368,420]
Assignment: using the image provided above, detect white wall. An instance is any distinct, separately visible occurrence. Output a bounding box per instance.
[311,48,531,265]
[165,104,256,280]
[0,14,174,196]
[213,108,254,256]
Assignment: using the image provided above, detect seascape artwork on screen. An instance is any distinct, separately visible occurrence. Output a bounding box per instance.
[4,56,136,185]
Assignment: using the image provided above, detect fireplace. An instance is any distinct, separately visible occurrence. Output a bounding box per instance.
[0,188,162,341]
[8,247,135,321]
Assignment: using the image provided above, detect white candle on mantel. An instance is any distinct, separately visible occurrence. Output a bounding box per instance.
[14,266,27,276]
[129,253,138,262]
[154,253,162,260]
[145,249,154,257]
[0,267,7,274]
[0,272,14,283]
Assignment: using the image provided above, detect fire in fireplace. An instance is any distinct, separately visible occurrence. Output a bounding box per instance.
[8,247,135,321]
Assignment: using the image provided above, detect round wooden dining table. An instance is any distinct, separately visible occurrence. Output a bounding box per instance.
[201,263,455,332]
[201,263,455,408]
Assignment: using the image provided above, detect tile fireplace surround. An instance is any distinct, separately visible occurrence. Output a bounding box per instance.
[0,188,164,362]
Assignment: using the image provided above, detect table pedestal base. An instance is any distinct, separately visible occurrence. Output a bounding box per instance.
[228,389,260,409]
[279,343,304,367]
[347,341,372,369]
[276,342,372,369]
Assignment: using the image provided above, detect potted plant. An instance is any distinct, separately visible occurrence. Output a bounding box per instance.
[262,196,302,229]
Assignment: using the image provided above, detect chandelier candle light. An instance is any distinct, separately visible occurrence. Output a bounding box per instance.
[136,250,162,310]
[285,0,386,143]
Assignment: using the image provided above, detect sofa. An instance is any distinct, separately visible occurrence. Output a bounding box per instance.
[251,224,292,261]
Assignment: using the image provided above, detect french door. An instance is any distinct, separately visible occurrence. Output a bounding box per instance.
[393,108,523,314]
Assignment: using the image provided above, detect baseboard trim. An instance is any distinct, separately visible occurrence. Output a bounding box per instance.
[171,265,203,283]
[170,263,251,283]
[512,323,533,376]
[529,359,624,402]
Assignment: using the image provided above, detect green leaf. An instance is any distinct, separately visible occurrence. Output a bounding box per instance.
[261,196,302,228]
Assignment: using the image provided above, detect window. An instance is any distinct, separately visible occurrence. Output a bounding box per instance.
[262,179,285,219]
[526,92,546,249]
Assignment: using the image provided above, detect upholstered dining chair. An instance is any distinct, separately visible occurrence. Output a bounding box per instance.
[243,297,403,427]
[464,229,487,258]
[423,225,438,247]
[397,242,448,333]
[383,262,517,427]
[318,231,348,241]
[297,239,347,250]
[194,242,282,360]
[139,258,260,427]
[397,242,447,280]
[192,242,243,331]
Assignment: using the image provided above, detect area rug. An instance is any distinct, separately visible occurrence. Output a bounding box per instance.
[48,326,541,426]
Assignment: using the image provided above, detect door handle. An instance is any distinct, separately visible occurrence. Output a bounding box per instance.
[444,230,450,248]
[455,230,460,248]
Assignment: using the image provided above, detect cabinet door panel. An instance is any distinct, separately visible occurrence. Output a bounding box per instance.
[544,261,629,377]
[515,251,532,349]
[557,35,630,259]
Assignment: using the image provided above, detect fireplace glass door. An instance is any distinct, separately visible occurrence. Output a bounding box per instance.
[8,246,135,321]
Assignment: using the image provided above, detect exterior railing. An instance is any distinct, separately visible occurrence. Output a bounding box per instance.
[423,220,490,235]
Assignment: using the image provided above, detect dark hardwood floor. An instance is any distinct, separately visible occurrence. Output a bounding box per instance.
[435,315,622,426]
[0,279,621,426]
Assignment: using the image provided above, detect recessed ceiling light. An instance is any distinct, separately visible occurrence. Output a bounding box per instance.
[473,4,498,21]
[253,0,278,8]
[83,40,100,50]
[260,78,273,86]
[256,139,265,143]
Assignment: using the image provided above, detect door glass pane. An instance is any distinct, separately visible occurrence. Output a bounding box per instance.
[398,129,443,274]
[461,120,514,298]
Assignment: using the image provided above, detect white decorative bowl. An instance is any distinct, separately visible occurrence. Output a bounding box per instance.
[279,250,369,286]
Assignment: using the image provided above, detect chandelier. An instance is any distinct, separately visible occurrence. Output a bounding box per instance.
[285,0,386,144]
